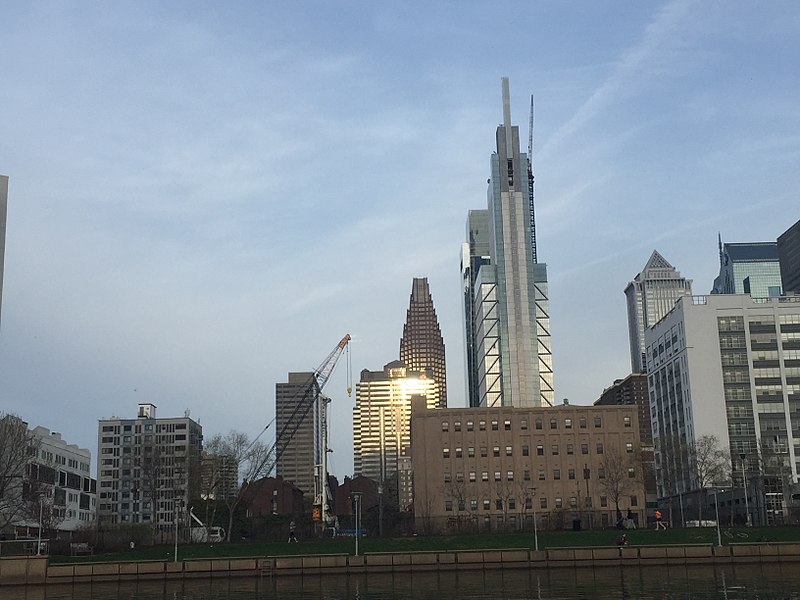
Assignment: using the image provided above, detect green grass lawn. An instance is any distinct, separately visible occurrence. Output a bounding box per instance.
[49,526,800,564]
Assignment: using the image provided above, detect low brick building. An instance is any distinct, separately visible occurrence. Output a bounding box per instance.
[410,399,645,533]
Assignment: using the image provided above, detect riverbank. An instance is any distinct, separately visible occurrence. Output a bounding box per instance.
[4,542,800,586]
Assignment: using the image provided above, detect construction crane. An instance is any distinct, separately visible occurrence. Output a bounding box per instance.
[250,334,351,534]
[253,334,351,478]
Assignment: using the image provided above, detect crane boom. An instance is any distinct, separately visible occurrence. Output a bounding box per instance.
[255,335,352,478]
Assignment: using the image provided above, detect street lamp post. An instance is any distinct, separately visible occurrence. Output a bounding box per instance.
[713,488,723,547]
[529,487,539,552]
[36,498,43,556]
[352,492,362,557]
[740,453,751,526]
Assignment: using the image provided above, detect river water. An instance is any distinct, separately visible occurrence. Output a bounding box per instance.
[6,564,800,599]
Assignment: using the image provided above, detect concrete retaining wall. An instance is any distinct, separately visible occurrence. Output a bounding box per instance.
[4,543,800,586]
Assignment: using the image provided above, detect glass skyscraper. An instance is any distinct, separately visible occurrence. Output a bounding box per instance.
[462,78,553,408]
[712,239,783,297]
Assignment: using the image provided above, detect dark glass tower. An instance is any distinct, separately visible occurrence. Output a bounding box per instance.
[399,277,447,407]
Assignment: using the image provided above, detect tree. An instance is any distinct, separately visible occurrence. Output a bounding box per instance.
[0,414,39,532]
[204,431,270,542]
[598,447,639,515]
[689,434,729,523]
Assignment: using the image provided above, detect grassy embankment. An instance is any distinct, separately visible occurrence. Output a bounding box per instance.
[49,526,800,564]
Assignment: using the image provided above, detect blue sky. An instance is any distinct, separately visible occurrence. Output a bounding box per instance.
[1,1,798,478]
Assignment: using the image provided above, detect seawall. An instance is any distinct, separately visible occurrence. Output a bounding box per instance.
[3,543,800,586]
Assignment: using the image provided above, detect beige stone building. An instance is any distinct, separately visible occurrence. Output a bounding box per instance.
[410,400,645,533]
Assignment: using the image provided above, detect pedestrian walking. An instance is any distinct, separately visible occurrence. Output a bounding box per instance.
[288,520,298,543]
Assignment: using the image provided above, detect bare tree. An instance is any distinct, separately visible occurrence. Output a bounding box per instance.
[204,431,269,542]
[689,434,729,523]
[598,447,639,515]
[0,414,39,532]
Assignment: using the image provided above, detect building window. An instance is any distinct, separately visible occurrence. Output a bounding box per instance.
[552,444,559,455]
[550,418,558,430]
[594,416,602,428]
[580,417,587,429]
[596,443,604,455]
[553,469,561,480]
[491,420,499,431]
[505,446,513,457]
[537,445,544,456]
[481,447,488,457]
[623,416,632,428]
[504,419,511,431]
[467,421,474,431]
[468,447,475,458]
[568,468,576,480]
[565,418,572,429]
[442,421,449,432]
[535,418,543,430]
[493,446,500,457]
[522,445,529,457]
[454,421,462,432]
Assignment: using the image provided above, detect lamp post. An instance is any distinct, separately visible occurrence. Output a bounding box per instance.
[740,453,751,526]
[712,488,723,547]
[352,492,362,556]
[36,498,43,556]
[529,487,539,552]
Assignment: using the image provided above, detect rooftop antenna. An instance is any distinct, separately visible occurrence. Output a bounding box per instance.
[528,94,538,263]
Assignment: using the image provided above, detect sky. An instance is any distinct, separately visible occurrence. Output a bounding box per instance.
[1,1,798,480]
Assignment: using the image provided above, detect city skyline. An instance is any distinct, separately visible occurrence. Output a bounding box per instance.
[1,3,799,478]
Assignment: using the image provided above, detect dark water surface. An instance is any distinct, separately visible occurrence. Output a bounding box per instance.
[6,564,800,600]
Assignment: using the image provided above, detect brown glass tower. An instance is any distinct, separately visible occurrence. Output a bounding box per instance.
[399,277,447,407]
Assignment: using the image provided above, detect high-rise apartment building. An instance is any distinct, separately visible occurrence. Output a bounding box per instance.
[97,403,202,529]
[778,218,800,294]
[352,361,439,508]
[275,372,324,495]
[712,238,783,297]
[400,277,447,407]
[0,175,8,327]
[462,78,553,408]
[646,294,800,524]
[624,250,692,373]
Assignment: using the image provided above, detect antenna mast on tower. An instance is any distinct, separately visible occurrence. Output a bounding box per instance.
[527,95,538,263]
